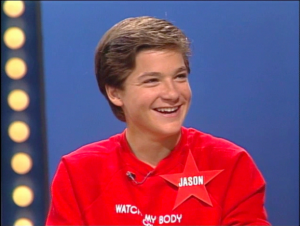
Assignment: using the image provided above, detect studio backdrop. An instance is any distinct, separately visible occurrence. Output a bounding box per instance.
[41,2,299,225]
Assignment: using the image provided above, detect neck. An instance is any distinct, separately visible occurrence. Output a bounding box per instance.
[125,127,181,168]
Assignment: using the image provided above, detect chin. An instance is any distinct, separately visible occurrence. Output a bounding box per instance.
[153,123,183,138]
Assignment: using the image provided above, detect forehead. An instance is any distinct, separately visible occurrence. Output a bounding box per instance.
[136,48,184,59]
[133,49,186,73]
[119,49,188,90]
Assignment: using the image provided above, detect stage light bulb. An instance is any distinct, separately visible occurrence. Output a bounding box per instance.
[12,185,34,207]
[4,27,25,49]
[8,90,30,111]
[5,58,27,80]
[14,218,33,226]
[3,1,25,18]
[11,153,32,174]
[8,121,30,143]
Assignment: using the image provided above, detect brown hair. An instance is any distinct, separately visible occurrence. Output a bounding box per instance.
[95,16,191,122]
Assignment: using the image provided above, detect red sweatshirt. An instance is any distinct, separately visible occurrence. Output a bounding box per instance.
[46,127,270,225]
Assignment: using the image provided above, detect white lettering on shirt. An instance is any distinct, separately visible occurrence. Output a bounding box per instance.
[115,204,183,225]
[158,214,183,224]
[115,204,142,215]
[178,176,203,187]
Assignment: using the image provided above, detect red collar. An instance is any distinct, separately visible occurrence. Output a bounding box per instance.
[118,127,189,177]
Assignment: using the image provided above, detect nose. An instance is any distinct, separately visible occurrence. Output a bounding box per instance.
[160,79,180,102]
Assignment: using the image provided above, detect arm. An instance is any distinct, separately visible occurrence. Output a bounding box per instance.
[46,160,85,225]
[221,151,271,225]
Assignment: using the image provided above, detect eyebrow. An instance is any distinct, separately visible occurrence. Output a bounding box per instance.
[137,66,188,80]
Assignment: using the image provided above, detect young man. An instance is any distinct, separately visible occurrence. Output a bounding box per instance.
[46,16,270,225]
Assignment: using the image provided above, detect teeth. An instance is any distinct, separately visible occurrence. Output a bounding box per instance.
[156,107,178,113]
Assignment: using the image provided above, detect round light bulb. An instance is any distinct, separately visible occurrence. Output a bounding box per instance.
[11,152,32,174]
[14,218,33,226]
[8,121,30,143]
[12,185,34,207]
[5,58,27,80]
[3,1,25,18]
[3,27,25,49]
[8,90,30,111]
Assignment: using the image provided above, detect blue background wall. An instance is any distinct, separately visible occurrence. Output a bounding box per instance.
[41,2,299,225]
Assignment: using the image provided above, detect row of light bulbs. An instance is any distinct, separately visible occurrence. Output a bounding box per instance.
[3,1,34,226]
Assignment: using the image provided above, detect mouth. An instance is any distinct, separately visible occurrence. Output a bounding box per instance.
[153,106,181,114]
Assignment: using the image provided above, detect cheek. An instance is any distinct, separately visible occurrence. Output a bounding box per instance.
[135,90,157,101]
[122,92,152,110]
[181,84,192,99]
[187,88,192,100]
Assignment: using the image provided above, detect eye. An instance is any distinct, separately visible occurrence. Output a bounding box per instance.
[175,74,188,81]
[144,78,159,84]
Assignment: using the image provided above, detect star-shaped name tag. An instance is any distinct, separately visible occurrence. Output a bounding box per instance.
[160,151,223,210]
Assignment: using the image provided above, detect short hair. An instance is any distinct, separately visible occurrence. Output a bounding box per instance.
[94,16,191,122]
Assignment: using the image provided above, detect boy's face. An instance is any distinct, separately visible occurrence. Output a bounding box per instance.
[110,49,192,138]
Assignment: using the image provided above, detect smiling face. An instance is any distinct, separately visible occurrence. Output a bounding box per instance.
[106,49,192,140]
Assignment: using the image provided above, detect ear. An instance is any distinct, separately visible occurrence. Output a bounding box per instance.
[105,85,123,107]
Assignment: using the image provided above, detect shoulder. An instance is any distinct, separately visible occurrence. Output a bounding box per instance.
[51,132,125,209]
[183,127,265,185]
[54,132,125,190]
[61,132,123,167]
[183,127,255,167]
[184,127,244,151]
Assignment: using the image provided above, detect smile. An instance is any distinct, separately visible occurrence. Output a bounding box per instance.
[154,106,180,114]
